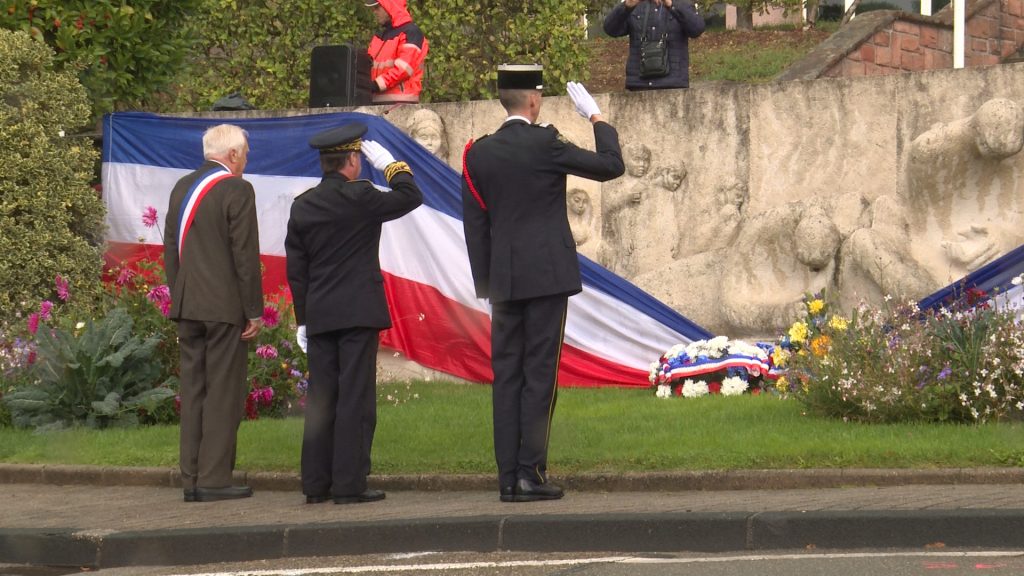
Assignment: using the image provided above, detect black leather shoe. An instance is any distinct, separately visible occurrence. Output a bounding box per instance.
[305,494,331,504]
[499,485,516,503]
[513,478,563,502]
[334,489,386,504]
[194,486,253,502]
[183,489,196,502]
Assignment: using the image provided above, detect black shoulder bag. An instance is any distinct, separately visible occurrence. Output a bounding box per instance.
[638,5,670,79]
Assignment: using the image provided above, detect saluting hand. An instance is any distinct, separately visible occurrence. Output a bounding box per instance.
[361,139,397,172]
[567,81,602,122]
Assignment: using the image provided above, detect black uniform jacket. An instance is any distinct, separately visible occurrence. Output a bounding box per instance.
[163,160,263,326]
[461,119,624,303]
[285,171,423,336]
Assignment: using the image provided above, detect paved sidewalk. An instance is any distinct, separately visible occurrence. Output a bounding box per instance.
[1,465,1023,569]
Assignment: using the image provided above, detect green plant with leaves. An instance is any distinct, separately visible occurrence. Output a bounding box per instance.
[0,28,106,322]
[3,306,177,430]
[779,291,1024,424]
[245,295,308,420]
[0,0,200,119]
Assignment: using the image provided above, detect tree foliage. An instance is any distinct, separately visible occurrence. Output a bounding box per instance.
[0,29,106,320]
[0,0,200,119]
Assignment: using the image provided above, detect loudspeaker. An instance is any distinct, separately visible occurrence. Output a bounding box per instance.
[308,44,373,108]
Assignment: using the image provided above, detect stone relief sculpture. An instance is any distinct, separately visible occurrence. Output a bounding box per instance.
[629,162,686,268]
[407,108,449,160]
[839,98,1024,310]
[598,142,649,276]
[567,188,594,246]
[719,203,841,337]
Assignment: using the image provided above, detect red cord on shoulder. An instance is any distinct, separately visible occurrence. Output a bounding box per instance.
[462,138,487,211]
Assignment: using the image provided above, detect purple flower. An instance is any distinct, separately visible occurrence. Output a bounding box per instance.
[55,275,70,301]
[937,366,952,380]
[142,206,159,228]
[256,344,278,359]
[39,300,53,321]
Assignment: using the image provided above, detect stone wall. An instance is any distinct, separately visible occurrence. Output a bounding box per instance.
[366,63,1024,339]
[198,62,1024,340]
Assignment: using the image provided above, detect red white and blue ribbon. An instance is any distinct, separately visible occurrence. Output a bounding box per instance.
[176,167,232,259]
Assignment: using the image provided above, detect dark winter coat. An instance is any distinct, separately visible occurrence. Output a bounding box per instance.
[603,0,706,90]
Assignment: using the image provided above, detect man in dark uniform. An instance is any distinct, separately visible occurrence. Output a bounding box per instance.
[163,123,263,503]
[285,123,422,504]
[461,66,625,502]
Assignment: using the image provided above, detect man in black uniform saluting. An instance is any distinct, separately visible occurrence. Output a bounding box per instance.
[285,123,422,504]
[461,65,625,502]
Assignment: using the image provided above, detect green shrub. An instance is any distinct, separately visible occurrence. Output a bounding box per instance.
[245,295,308,420]
[163,0,591,111]
[0,1,200,119]
[3,306,176,430]
[0,29,106,322]
[778,292,1024,424]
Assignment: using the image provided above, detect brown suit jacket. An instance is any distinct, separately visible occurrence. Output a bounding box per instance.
[163,160,263,326]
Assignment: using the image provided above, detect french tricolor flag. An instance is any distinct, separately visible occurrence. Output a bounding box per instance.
[102,111,711,387]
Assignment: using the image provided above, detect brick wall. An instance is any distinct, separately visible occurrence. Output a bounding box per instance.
[823,0,1024,77]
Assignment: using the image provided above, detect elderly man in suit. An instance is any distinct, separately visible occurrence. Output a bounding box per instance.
[461,65,625,502]
[164,123,264,503]
[285,123,422,504]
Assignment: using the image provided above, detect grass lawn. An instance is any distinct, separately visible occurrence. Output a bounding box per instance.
[1,381,1022,474]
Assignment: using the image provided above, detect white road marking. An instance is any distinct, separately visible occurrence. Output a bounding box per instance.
[171,550,1024,576]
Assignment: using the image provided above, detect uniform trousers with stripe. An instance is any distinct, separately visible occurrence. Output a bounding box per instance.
[490,293,569,489]
[177,319,249,489]
[302,327,379,497]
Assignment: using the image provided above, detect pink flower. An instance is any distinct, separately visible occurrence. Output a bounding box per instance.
[261,305,280,328]
[115,267,135,287]
[146,285,171,317]
[142,206,159,228]
[39,300,53,320]
[55,275,70,301]
[260,387,274,404]
[27,313,40,335]
[256,344,278,359]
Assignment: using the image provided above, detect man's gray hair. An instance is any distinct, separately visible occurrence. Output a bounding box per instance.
[203,124,249,159]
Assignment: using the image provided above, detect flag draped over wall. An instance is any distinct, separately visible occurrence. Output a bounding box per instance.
[918,243,1024,315]
[101,111,712,387]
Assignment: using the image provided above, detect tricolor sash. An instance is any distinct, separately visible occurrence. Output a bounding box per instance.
[177,167,233,260]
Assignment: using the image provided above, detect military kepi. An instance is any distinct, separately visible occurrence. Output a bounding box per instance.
[309,123,367,153]
[497,64,543,91]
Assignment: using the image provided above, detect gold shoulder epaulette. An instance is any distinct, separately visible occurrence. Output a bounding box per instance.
[385,161,413,181]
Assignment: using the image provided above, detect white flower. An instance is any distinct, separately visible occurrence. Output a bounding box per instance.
[75,321,85,329]
[681,379,709,398]
[721,376,748,396]
[655,384,672,398]
[1013,274,1024,286]
[58,130,65,138]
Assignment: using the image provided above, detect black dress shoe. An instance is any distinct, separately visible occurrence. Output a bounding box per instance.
[513,478,563,502]
[194,486,253,502]
[499,485,516,503]
[333,489,386,504]
[305,494,331,504]
[183,489,196,502]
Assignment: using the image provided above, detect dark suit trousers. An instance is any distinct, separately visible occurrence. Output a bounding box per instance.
[490,293,569,489]
[302,327,379,497]
[177,319,248,489]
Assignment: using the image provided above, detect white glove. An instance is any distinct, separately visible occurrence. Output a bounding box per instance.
[296,325,307,353]
[361,139,396,171]
[567,81,601,120]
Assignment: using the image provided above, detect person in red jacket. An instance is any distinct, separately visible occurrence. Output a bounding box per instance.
[365,0,429,104]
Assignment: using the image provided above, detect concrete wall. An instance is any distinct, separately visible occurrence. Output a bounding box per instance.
[373,62,1024,339]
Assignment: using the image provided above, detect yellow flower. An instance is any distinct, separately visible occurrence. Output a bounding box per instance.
[772,347,791,367]
[788,321,808,344]
[810,335,831,357]
[828,315,849,331]
[807,299,825,315]
[775,375,789,393]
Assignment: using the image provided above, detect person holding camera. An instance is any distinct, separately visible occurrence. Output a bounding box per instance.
[603,0,706,91]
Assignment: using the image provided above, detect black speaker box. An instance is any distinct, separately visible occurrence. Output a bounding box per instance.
[308,44,373,108]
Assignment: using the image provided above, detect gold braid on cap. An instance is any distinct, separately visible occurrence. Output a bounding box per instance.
[384,161,413,181]
[324,140,362,152]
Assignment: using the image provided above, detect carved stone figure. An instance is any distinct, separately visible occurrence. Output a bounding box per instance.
[567,188,594,246]
[407,108,449,159]
[598,142,649,275]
